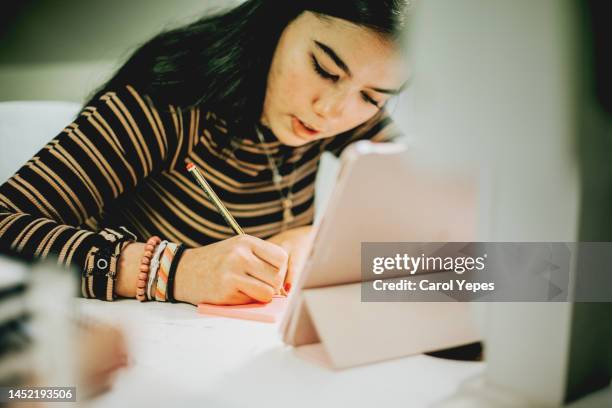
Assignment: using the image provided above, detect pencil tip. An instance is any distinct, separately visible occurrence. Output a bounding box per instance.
[186,162,194,170]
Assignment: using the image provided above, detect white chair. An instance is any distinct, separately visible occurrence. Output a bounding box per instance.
[0,101,81,183]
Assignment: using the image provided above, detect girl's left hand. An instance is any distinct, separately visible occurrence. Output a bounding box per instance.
[267,225,315,293]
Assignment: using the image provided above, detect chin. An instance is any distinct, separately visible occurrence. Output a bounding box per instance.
[278,134,309,147]
[270,124,309,147]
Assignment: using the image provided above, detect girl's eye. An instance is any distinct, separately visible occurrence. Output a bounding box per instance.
[311,54,339,82]
[310,53,381,108]
[361,92,381,108]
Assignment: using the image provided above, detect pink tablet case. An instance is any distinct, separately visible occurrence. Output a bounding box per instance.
[197,295,289,323]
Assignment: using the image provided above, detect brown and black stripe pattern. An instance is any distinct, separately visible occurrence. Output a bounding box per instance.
[0,84,398,300]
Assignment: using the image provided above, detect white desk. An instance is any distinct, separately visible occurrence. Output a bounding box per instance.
[79,299,484,408]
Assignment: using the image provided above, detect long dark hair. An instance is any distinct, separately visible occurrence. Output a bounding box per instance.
[87,0,408,134]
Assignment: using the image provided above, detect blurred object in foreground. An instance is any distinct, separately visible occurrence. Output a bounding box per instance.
[402,0,611,406]
[0,255,129,403]
[0,257,32,387]
[26,260,79,390]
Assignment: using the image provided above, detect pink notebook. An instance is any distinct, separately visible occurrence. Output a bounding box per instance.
[197,296,289,323]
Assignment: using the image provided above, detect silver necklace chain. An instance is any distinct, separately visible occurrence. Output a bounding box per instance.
[255,125,298,231]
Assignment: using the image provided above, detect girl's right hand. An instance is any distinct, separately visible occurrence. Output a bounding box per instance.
[173,235,288,305]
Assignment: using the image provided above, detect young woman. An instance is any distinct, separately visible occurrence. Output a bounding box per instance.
[0,0,408,306]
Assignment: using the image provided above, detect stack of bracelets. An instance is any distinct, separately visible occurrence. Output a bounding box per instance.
[135,236,186,303]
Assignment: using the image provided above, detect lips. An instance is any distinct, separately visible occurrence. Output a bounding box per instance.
[300,119,319,132]
[291,115,321,139]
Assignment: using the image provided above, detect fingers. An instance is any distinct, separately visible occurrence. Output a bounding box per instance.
[284,249,308,292]
[243,236,288,291]
[284,253,295,291]
[224,290,254,305]
[248,236,288,271]
[234,274,276,303]
[244,254,283,290]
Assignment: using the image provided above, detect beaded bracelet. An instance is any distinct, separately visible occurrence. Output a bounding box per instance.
[136,236,161,301]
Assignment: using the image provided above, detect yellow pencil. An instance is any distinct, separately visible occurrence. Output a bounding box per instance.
[186,162,287,296]
[186,162,245,235]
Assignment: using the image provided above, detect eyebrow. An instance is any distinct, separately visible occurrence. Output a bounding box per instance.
[314,40,405,96]
[314,40,351,76]
[369,86,403,95]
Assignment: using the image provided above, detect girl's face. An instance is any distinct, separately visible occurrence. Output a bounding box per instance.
[261,11,407,146]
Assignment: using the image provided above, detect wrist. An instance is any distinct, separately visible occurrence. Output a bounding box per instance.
[116,242,145,298]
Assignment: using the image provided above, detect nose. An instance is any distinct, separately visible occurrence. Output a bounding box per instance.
[312,87,349,120]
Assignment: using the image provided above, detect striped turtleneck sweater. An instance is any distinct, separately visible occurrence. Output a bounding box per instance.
[0,84,399,300]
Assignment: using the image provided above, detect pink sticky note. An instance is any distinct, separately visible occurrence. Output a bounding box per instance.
[197,296,289,323]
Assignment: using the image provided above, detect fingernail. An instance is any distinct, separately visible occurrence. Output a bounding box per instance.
[284,282,291,293]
